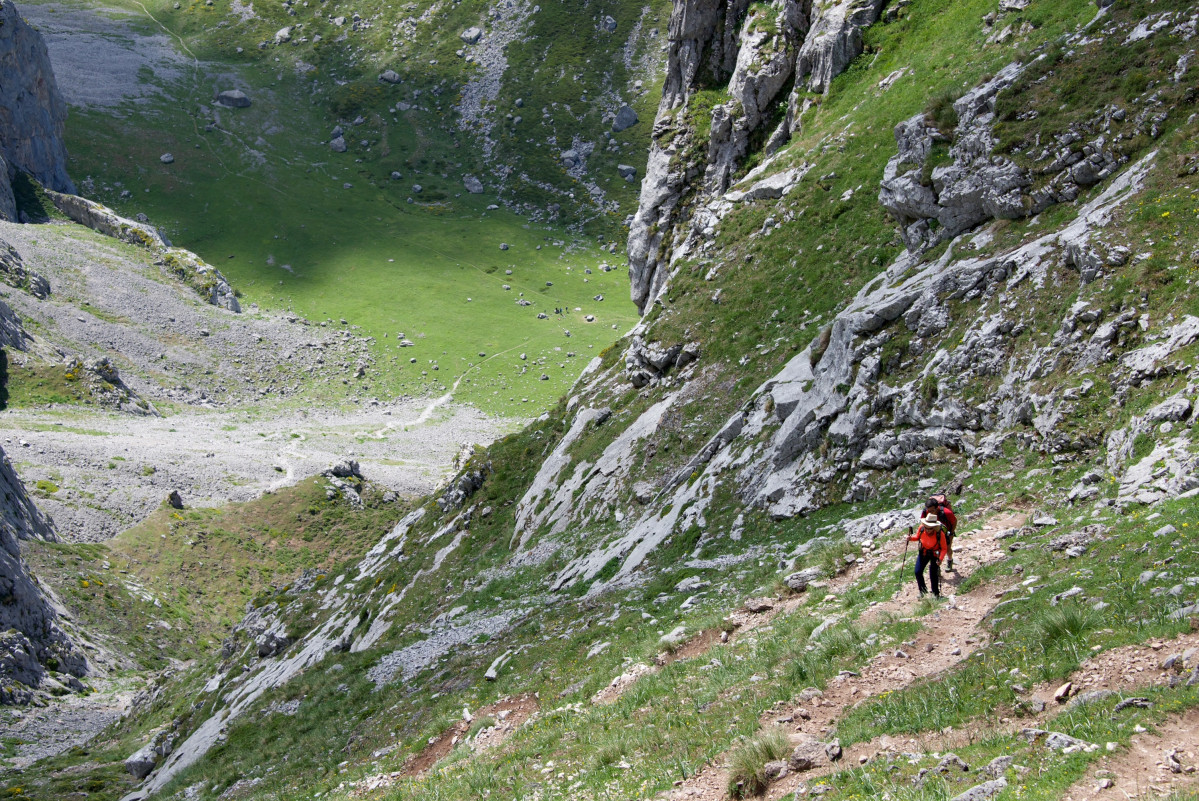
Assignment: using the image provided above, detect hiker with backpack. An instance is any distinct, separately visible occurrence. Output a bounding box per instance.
[908,511,949,598]
[926,494,958,571]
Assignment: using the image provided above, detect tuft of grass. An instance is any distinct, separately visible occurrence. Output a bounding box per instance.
[1033,604,1099,651]
[467,716,496,738]
[726,728,790,798]
[923,87,959,133]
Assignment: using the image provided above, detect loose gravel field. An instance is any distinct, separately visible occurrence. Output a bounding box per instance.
[1,218,519,542]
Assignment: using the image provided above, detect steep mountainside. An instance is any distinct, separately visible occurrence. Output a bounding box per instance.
[4,0,1199,797]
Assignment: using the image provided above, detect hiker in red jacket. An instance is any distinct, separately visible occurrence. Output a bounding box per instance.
[909,511,949,598]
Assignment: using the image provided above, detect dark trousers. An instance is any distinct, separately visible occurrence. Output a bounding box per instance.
[915,548,941,597]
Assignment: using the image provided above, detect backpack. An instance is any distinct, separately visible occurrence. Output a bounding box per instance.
[928,494,957,533]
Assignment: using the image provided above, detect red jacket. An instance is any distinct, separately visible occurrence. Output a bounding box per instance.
[910,524,948,560]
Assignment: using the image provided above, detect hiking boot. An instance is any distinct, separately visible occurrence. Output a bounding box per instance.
[947,558,954,571]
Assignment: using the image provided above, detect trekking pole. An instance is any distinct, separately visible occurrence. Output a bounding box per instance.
[899,526,912,579]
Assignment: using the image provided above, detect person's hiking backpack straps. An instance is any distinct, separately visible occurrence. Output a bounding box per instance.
[928,493,957,533]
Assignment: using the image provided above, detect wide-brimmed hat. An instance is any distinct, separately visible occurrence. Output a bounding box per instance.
[921,513,942,528]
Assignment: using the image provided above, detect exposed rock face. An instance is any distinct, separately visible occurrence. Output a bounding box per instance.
[0,153,12,222]
[1,445,87,703]
[0,0,76,221]
[157,248,241,313]
[62,355,159,416]
[547,150,1158,590]
[628,0,887,312]
[0,296,30,350]
[880,61,1132,253]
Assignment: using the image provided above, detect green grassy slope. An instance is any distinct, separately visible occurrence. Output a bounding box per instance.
[22,0,666,416]
[22,477,409,667]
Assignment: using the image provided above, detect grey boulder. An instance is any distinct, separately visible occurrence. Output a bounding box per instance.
[216,89,251,108]
[612,105,639,132]
[950,778,1007,801]
[125,744,158,779]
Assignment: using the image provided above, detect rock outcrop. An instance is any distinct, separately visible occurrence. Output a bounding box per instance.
[46,190,170,249]
[550,148,1159,589]
[0,236,50,298]
[0,0,75,221]
[628,0,888,312]
[0,444,87,704]
[45,191,242,312]
[0,296,30,350]
[880,59,1137,253]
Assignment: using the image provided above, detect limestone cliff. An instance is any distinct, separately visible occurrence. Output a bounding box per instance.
[0,0,75,221]
[628,0,888,312]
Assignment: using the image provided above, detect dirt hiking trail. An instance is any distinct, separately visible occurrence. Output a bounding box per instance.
[659,512,1022,800]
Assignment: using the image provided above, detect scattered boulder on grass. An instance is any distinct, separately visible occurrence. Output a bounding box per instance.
[785,566,823,592]
[325,460,362,479]
[950,778,1007,801]
[330,136,347,153]
[463,175,484,194]
[744,597,774,613]
[159,153,174,164]
[125,744,158,779]
[659,625,687,649]
[379,69,401,84]
[215,89,251,108]
[788,737,830,771]
[937,753,969,773]
[981,755,1014,778]
[484,648,513,680]
[460,26,483,44]
[612,105,639,132]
